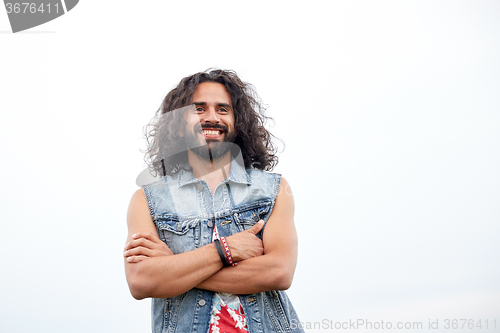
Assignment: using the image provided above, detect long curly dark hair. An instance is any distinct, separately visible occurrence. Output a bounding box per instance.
[143,69,279,176]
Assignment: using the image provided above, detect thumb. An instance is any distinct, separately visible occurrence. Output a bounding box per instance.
[248,220,265,234]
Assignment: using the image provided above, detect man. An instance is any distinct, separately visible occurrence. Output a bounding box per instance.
[124,69,303,333]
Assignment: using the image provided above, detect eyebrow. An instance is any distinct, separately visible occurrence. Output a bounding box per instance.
[193,102,232,109]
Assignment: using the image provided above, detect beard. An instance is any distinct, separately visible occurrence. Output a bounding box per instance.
[184,123,237,161]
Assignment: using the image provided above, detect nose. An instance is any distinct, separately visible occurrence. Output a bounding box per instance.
[201,107,219,124]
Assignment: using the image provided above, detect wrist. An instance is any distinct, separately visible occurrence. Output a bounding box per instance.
[220,237,237,266]
[214,238,230,267]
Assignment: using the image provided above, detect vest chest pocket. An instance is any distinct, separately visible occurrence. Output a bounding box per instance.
[154,216,199,254]
[234,202,272,231]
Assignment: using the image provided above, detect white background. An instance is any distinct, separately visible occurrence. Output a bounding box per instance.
[1,1,499,332]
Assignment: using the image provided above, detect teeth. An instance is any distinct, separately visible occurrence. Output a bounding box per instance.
[203,130,220,135]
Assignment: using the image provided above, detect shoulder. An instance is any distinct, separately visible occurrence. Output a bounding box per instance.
[142,173,175,191]
[277,177,292,196]
[128,188,149,213]
[127,189,154,227]
[246,169,281,197]
[246,168,282,186]
[131,188,146,201]
[141,173,178,202]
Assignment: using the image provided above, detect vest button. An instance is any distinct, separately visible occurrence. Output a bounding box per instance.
[207,220,213,228]
[197,184,204,192]
[198,299,206,306]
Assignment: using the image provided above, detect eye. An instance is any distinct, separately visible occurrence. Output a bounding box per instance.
[218,108,228,113]
[195,107,204,113]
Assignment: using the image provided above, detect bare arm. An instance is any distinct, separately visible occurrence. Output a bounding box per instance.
[195,177,298,294]
[124,189,264,299]
[124,189,224,299]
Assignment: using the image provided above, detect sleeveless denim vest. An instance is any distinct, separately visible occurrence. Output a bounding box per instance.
[142,159,303,333]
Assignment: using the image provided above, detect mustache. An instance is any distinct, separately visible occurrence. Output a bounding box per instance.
[194,123,229,133]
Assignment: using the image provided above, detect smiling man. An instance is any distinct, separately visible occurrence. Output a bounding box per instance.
[124,69,303,333]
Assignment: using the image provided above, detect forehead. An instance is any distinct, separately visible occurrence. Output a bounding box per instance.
[192,82,232,106]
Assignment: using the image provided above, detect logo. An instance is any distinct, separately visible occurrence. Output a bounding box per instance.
[3,0,78,33]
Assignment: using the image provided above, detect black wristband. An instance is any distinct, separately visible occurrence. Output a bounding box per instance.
[214,239,229,267]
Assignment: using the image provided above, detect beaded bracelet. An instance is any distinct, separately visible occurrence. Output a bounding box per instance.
[214,238,229,267]
[219,236,237,266]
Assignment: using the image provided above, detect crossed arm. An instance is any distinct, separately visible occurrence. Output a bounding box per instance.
[124,178,298,299]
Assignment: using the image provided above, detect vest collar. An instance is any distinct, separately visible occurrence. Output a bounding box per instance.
[176,157,251,188]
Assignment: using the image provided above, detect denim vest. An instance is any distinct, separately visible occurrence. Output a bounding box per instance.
[142,159,303,333]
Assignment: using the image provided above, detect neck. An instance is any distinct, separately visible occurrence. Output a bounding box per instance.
[187,149,232,191]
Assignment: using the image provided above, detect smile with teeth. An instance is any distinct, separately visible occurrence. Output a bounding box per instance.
[202,129,222,136]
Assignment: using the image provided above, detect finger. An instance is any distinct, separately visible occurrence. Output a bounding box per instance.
[126,255,148,263]
[247,219,265,235]
[125,238,157,250]
[125,237,157,251]
[132,232,162,244]
[124,246,154,258]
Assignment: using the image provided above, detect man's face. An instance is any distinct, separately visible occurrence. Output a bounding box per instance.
[182,82,236,160]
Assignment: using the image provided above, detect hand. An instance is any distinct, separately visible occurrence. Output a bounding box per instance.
[124,232,173,263]
[225,220,265,262]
